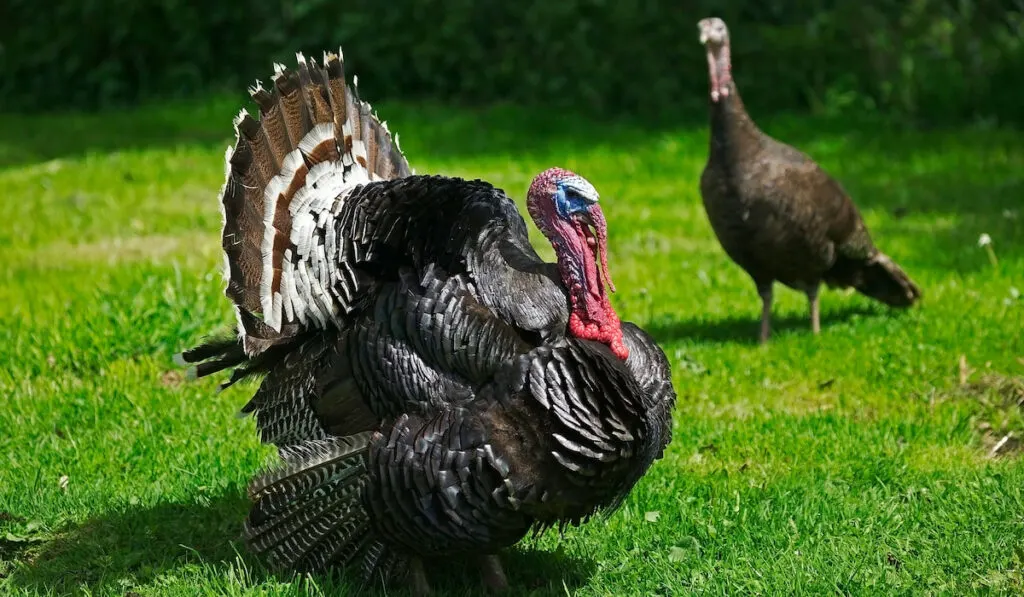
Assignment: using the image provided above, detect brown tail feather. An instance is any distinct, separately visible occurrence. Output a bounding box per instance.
[218,50,412,356]
[854,252,922,308]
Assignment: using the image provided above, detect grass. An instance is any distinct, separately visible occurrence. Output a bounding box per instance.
[0,93,1022,597]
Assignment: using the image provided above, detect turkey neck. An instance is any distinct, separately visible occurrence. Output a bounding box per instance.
[706,47,762,163]
[709,92,761,157]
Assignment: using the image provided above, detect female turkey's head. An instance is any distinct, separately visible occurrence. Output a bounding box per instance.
[527,167,628,360]
[698,17,732,102]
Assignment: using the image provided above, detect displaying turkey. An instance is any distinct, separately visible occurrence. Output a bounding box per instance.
[697,17,921,343]
[176,49,676,595]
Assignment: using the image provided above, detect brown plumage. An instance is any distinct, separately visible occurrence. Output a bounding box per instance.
[176,49,676,595]
[697,18,921,342]
[219,52,412,357]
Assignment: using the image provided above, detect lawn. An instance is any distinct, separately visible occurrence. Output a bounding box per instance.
[0,94,1022,596]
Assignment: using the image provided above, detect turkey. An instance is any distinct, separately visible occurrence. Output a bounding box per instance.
[697,17,921,343]
[176,49,676,595]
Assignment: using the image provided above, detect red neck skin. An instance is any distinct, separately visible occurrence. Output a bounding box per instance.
[706,41,733,103]
[529,183,628,360]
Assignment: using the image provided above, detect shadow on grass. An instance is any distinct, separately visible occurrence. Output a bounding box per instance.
[647,302,884,345]
[9,491,254,595]
[415,547,596,597]
[9,490,595,596]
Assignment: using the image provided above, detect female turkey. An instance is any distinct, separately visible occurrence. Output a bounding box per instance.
[177,50,676,595]
[697,17,921,343]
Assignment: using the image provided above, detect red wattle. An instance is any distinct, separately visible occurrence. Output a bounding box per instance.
[568,308,629,360]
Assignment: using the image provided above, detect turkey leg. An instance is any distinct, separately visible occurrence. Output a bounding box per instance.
[478,554,510,593]
[408,557,432,597]
[807,286,821,335]
[758,285,773,343]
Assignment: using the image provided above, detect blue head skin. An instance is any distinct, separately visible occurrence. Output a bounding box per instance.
[553,175,601,219]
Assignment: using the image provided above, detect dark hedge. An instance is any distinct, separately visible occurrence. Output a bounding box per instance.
[1,0,1021,124]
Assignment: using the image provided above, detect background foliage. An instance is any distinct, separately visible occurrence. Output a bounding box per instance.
[2,1,1023,122]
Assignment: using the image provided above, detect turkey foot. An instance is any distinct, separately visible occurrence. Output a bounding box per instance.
[758,285,773,344]
[478,554,510,593]
[807,287,821,335]
[408,557,432,597]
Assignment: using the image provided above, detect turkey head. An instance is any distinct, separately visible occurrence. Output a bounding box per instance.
[526,167,627,359]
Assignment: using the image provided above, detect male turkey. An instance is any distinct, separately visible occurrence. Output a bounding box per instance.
[697,17,921,343]
[176,50,676,595]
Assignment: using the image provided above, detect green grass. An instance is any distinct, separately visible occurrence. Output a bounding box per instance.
[0,95,1022,597]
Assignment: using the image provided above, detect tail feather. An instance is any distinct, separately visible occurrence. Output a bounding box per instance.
[361,539,404,585]
[174,336,241,368]
[219,49,411,356]
[174,336,246,382]
[296,518,372,571]
[249,482,366,567]
[244,433,375,572]
[176,48,411,386]
[854,252,922,307]
[247,477,361,554]
[173,330,315,392]
[248,432,373,500]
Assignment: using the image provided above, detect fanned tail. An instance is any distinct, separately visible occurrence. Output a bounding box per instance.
[854,252,922,307]
[175,48,412,387]
[219,49,411,357]
[244,432,383,574]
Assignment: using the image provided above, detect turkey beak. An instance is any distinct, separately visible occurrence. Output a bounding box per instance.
[698,19,712,44]
[575,208,595,228]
